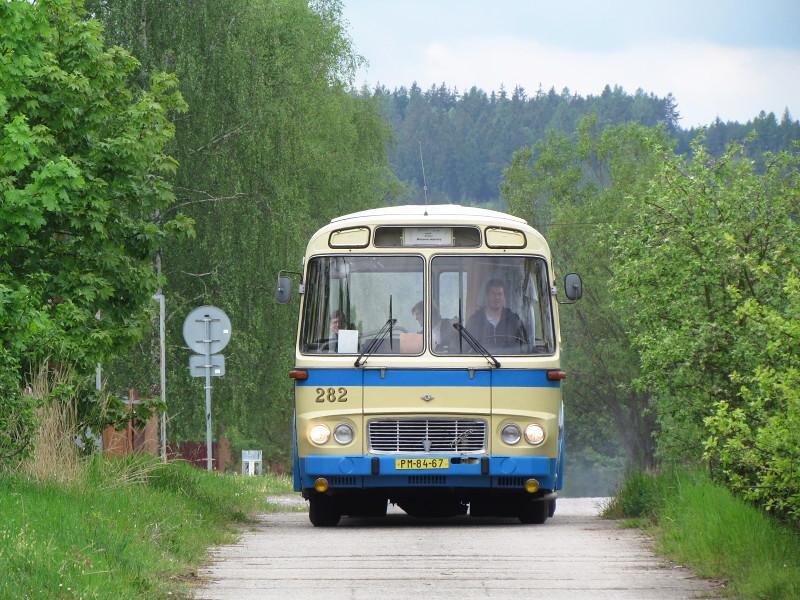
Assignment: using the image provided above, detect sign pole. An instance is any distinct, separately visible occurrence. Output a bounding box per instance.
[183,305,231,473]
[204,315,213,471]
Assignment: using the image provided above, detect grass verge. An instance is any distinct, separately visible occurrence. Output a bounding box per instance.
[604,469,800,599]
[0,456,292,599]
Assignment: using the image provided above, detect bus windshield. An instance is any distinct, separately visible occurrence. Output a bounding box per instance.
[300,255,424,354]
[431,255,555,355]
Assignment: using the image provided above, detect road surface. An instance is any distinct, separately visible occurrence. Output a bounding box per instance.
[195,497,721,599]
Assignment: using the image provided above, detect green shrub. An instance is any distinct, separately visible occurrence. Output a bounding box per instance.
[602,470,667,519]
[703,270,800,526]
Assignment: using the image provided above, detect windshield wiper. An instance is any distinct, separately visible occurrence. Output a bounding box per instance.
[452,323,501,368]
[354,318,397,367]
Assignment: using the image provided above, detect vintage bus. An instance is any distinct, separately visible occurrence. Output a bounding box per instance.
[276,205,582,526]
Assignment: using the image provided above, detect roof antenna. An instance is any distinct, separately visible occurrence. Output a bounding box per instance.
[418,140,429,214]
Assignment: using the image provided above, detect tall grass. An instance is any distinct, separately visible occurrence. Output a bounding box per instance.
[20,363,83,483]
[605,469,800,599]
[1,365,295,598]
[0,457,293,599]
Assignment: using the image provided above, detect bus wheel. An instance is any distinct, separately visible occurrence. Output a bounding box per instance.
[548,498,557,517]
[518,499,548,524]
[309,495,341,527]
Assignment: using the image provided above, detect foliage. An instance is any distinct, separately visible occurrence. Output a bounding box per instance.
[90,0,398,461]
[607,469,800,600]
[703,270,800,524]
[602,470,667,520]
[0,350,36,464]
[0,456,292,599]
[0,0,189,465]
[610,138,800,494]
[502,116,669,471]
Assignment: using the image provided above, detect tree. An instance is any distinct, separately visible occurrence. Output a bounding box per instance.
[502,116,669,472]
[611,139,800,471]
[90,0,398,462]
[0,0,189,463]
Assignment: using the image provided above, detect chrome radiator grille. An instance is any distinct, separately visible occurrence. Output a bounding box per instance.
[368,418,487,454]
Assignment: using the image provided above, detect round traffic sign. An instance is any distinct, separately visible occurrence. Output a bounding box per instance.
[182,306,232,354]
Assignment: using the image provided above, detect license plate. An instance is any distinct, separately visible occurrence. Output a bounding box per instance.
[395,458,449,470]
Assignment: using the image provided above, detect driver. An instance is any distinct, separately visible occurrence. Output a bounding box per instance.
[465,278,527,348]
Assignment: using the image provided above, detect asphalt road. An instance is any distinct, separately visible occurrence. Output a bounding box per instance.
[195,497,721,599]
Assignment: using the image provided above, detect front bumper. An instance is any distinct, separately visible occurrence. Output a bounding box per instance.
[298,455,558,491]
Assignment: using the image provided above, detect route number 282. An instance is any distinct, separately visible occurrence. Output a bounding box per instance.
[315,387,348,402]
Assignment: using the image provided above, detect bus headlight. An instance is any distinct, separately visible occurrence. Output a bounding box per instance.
[524,423,546,446]
[309,424,331,445]
[333,423,354,445]
[501,423,521,445]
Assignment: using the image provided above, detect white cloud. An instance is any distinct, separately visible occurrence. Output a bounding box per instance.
[404,37,800,126]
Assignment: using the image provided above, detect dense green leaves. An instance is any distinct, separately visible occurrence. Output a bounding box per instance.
[503,116,800,519]
[0,0,188,463]
[503,117,668,472]
[91,0,397,461]
[611,140,800,475]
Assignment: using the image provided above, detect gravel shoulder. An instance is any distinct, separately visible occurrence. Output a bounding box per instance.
[196,496,722,600]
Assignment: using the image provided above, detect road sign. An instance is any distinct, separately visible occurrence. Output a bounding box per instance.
[182,306,232,354]
[189,354,226,377]
[183,305,231,471]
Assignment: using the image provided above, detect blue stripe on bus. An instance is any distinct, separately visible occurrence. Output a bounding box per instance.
[296,368,559,388]
[492,369,560,388]
[297,369,363,387]
[364,369,491,387]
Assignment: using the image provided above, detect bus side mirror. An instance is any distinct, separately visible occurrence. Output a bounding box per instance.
[276,275,292,304]
[564,273,583,301]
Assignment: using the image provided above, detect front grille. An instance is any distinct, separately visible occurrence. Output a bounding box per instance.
[496,476,526,487]
[408,475,447,485]
[368,418,487,454]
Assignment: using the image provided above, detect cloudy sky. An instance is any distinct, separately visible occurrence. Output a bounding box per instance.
[341,0,800,127]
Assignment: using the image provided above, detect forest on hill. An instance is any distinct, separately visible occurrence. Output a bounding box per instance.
[368,83,800,206]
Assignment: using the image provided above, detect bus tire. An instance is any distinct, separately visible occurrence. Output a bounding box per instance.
[309,495,341,527]
[518,499,548,524]
[548,498,557,517]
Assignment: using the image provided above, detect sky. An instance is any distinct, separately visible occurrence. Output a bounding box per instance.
[341,0,800,127]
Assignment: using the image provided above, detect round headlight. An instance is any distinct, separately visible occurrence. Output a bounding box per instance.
[501,423,521,445]
[309,424,331,445]
[333,423,354,445]
[524,423,546,446]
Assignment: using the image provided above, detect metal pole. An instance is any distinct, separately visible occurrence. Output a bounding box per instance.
[204,315,213,471]
[154,293,167,463]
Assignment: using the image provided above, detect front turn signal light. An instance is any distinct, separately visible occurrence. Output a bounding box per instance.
[525,478,540,494]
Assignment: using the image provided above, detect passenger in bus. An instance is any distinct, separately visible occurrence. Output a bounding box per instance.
[466,278,527,348]
[327,309,351,351]
[412,301,451,351]
[329,309,347,337]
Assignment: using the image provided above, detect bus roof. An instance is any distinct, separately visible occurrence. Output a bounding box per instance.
[331,204,528,225]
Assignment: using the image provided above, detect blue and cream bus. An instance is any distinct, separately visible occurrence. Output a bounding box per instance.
[276,205,582,526]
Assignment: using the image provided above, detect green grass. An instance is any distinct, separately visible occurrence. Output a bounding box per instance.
[0,456,292,599]
[605,469,800,599]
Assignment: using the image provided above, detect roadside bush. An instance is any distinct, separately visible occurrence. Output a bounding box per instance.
[603,470,668,520]
[0,355,36,467]
[703,270,800,525]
